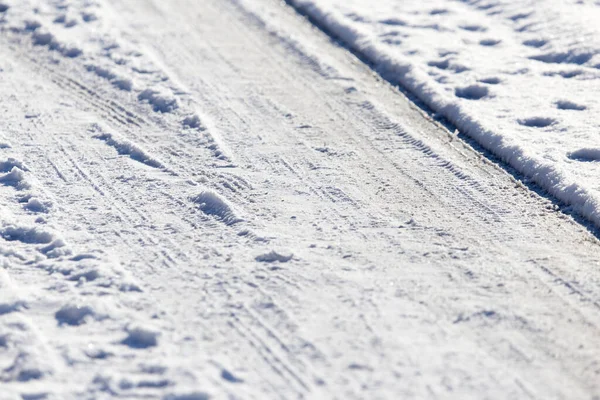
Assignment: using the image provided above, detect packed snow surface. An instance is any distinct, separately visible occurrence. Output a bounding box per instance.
[0,0,600,399]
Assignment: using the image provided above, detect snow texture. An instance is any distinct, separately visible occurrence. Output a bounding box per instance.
[121,326,159,349]
[255,250,294,263]
[94,132,164,169]
[286,0,600,228]
[138,89,178,113]
[1,0,600,398]
[55,304,95,326]
[191,191,242,226]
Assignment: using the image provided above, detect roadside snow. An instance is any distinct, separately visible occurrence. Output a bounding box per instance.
[287,0,600,227]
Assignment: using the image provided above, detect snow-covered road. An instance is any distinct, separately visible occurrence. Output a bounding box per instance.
[1,0,600,399]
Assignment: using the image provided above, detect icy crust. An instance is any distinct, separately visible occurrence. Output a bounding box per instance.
[287,0,600,228]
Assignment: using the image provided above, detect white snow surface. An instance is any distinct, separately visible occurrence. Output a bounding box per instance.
[287,0,600,227]
[0,0,600,399]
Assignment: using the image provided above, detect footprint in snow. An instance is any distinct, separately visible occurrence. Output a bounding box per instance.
[543,70,583,79]
[509,12,533,22]
[430,9,448,15]
[221,368,244,383]
[428,59,469,73]
[530,51,594,65]
[455,84,489,100]
[0,225,54,244]
[517,117,556,128]
[82,12,97,22]
[523,38,547,48]
[479,77,501,85]
[378,18,407,26]
[121,326,159,349]
[555,100,586,110]
[479,39,501,46]
[55,304,95,326]
[568,148,600,162]
[459,24,487,32]
[163,392,210,400]
[255,250,293,263]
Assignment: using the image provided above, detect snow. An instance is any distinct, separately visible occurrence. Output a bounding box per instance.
[23,198,50,213]
[0,225,54,244]
[0,167,29,189]
[93,131,164,169]
[121,326,160,349]
[182,115,203,130]
[0,0,599,398]
[255,250,294,263]
[191,190,243,226]
[55,304,96,326]
[286,0,600,228]
[138,89,178,113]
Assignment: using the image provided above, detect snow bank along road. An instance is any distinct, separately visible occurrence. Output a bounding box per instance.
[0,0,600,399]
